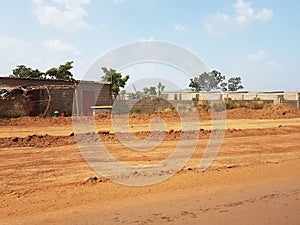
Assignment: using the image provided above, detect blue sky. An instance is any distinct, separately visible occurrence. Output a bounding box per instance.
[0,0,299,91]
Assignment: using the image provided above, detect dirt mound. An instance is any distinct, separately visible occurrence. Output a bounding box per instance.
[94,113,111,121]
[0,116,73,126]
[0,134,74,148]
[261,104,300,118]
[227,104,300,119]
[2,125,300,148]
[0,104,299,127]
[226,108,252,119]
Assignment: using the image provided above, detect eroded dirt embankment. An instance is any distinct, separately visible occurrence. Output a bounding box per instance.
[0,125,299,148]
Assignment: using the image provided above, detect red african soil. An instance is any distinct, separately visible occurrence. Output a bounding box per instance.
[0,103,300,225]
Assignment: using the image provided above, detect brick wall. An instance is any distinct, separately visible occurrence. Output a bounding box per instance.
[0,77,112,117]
[48,88,75,116]
[73,81,112,116]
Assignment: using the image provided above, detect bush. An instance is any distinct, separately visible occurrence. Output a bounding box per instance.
[225,100,270,110]
[193,99,271,111]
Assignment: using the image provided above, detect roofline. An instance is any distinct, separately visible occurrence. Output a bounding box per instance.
[0,76,110,85]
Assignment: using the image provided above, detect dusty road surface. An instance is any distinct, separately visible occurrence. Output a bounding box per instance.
[0,104,300,225]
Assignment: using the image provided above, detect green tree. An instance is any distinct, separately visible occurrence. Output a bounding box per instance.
[56,61,74,80]
[45,67,58,79]
[157,82,165,96]
[189,70,226,91]
[143,86,157,95]
[143,87,150,95]
[220,82,228,91]
[101,67,130,98]
[45,61,74,80]
[10,65,44,79]
[149,86,157,95]
[227,77,244,91]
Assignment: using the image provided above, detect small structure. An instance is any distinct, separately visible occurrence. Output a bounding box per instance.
[90,106,113,115]
[0,77,112,117]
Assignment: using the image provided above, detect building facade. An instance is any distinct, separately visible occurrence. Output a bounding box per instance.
[0,77,112,117]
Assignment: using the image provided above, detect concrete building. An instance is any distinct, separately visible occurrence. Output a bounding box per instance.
[159,91,300,109]
[118,90,300,111]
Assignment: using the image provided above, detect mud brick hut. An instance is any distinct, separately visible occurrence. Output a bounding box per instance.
[0,77,112,117]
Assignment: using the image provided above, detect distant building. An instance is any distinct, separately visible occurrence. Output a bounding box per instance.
[117,90,300,110]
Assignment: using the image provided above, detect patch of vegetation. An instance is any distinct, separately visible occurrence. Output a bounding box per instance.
[225,100,270,110]
[0,110,21,118]
[194,99,270,111]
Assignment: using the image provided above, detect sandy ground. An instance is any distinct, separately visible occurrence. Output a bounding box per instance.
[1,105,300,224]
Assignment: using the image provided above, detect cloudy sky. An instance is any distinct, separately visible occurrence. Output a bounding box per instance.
[0,0,299,91]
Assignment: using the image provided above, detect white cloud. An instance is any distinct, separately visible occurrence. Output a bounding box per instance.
[140,36,155,42]
[32,0,92,32]
[247,49,266,61]
[44,39,82,56]
[0,35,29,51]
[0,35,85,77]
[42,39,85,78]
[174,24,187,32]
[0,35,33,70]
[254,8,273,21]
[204,0,273,36]
[0,35,50,76]
[113,0,125,3]
[53,0,91,7]
[247,49,276,67]
[234,0,254,17]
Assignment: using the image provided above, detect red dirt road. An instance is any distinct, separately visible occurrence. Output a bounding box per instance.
[0,105,300,224]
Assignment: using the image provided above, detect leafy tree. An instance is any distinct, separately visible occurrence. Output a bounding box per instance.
[10,65,44,79]
[45,61,74,80]
[101,67,130,98]
[220,82,228,91]
[149,87,157,95]
[189,70,226,91]
[227,77,244,91]
[143,82,164,96]
[56,61,74,80]
[157,82,165,96]
[143,87,150,95]
[210,70,226,87]
[10,62,74,80]
[143,86,157,95]
[45,67,58,79]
